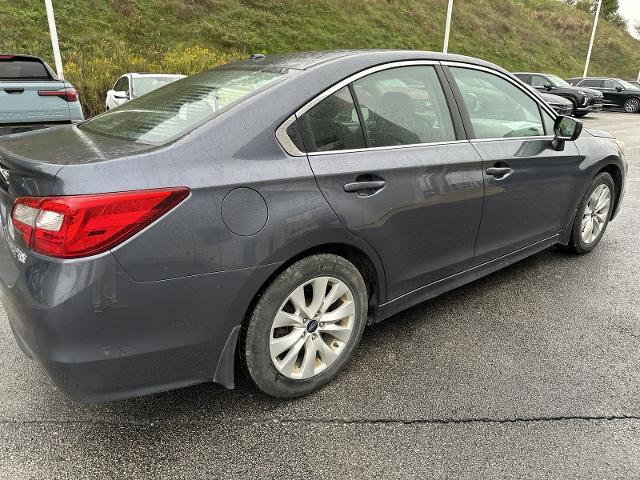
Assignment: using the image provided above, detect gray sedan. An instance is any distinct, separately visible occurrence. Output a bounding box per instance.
[0,50,627,402]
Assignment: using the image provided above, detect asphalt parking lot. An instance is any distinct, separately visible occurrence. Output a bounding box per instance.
[1,111,639,479]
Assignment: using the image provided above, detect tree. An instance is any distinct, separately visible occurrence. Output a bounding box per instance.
[574,0,621,22]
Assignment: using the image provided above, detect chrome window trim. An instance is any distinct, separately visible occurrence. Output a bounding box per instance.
[275,60,443,156]
[306,139,470,156]
[275,114,305,156]
[275,59,560,156]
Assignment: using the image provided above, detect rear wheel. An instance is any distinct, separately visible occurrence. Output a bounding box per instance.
[242,254,368,398]
[623,97,640,113]
[564,172,615,254]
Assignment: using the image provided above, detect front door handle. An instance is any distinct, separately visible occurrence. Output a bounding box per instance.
[4,88,24,94]
[344,180,386,192]
[486,166,513,177]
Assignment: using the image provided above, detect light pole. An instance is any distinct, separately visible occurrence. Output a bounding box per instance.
[583,0,602,78]
[443,0,454,53]
[44,0,64,79]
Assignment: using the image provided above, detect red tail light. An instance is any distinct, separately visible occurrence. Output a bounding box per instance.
[11,187,189,259]
[38,87,78,102]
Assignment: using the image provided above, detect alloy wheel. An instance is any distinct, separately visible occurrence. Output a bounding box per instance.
[269,276,355,380]
[624,98,640,113]
[580,184,611,245]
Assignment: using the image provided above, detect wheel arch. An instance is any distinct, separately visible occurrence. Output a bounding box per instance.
[596,163,623,220]
[214,239,387,388]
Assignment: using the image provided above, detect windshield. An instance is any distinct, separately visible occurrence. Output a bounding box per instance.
[81,66,293,145]
[618,79,639,90]
[547,74,571,88]
[132,76,184,97]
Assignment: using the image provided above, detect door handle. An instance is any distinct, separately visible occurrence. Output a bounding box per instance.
[4,88,24,94]
[486,167,513,177]
[344,180,386,192]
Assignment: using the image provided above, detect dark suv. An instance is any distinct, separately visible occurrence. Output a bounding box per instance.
[514,72,603,117]
[567,77,640,113]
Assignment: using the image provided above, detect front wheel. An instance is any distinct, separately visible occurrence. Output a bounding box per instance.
[564,172,615,254]
[623,97,640,113]
[241,254,368,398]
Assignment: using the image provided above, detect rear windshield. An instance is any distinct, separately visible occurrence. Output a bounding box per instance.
[81,66,293,145]
[0,58,50,79]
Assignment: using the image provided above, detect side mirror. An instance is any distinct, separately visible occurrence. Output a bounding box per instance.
[552,115,583,151]
[113,90,129,100]
[544,84,553,91]
[615,86,623,92]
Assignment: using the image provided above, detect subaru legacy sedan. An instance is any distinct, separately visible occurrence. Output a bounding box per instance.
[0,50,626,402]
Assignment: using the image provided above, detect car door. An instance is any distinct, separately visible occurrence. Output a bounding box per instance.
[291,63,484,299]
[580,79,609,104]
[446,65,582,264]
[601,79,625,107]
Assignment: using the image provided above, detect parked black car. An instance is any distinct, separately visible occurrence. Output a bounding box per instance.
[540,92,573,116]
[566,77,640,113]
[514,72,603,117]
[0,50,627,402]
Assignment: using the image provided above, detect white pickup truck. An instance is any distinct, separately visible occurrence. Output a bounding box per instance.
[0,54,84,136]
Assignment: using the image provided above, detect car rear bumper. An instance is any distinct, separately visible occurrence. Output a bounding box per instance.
[1,238,277,402]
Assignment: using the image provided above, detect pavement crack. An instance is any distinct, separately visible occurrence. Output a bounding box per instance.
[1,414,639,428]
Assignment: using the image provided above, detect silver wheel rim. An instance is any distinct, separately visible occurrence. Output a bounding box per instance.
[269,276,355,380]
[581,183,611,245]
[625,99,639,113]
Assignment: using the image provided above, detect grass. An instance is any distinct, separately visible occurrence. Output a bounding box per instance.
[1,0,639,117]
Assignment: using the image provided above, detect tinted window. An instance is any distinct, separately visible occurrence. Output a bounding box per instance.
[81,66,292,145]
[352,66,456,146]
[122,76,130,92]
[133,76,182,97]
[114,77,126,91]
[450,67,544,139]
[297,86,366,152]
[531,75,549,88]
[581,79,603,88]
[603,80,616,89]
[514,74,529,84]
[0,58,49,79]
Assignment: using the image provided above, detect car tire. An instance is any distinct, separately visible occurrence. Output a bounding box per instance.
[563,172,615,255]
[569,99,578,116]
[241,254,368,398]
[623,97,640,113]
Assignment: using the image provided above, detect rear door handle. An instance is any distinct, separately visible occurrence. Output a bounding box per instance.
[344,180,386,192]
[4,88,24,94]
[486,167,513,177]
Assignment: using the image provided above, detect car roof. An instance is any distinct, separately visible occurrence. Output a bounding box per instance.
[127,73,186,78]
[513,72,551,75]
[228,49,509,73]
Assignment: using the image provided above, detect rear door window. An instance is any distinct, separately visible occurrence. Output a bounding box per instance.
[351,66,456,146]
[581,79,603,88]
[450,67,544,139]
[297,86,366,152]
